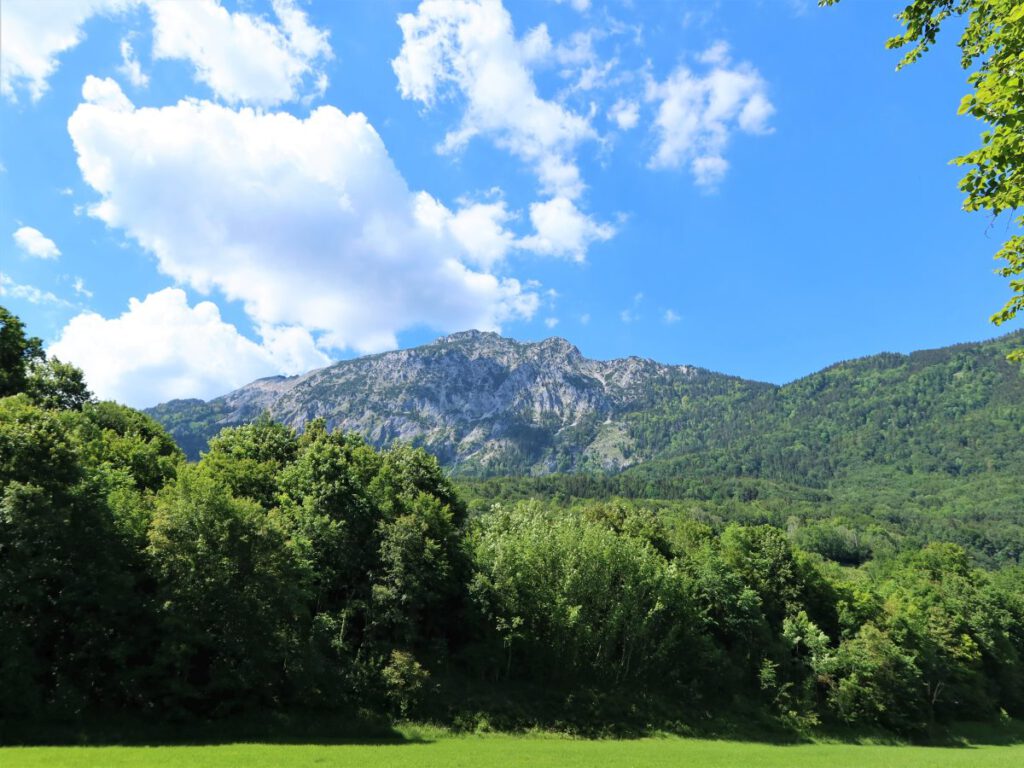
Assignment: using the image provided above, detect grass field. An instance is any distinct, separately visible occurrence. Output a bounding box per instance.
[4,731,1023,768]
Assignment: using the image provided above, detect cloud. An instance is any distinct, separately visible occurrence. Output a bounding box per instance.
[579,312,590,325]
[392,0,595,200]
[619,291,644,324]
[544,316,559,328]
[118,35,149,88]
[68,77,539,356]
[663,308,680,324]
[520,24,553,64]
[554,0,591,12]
[392,1,616,262]
[518,196,614,262]
[697,41,730,66]
[0,272,70,306]
[49,288,330,407]
[646,42,774,187]
[0,0,137,102]
[149,0,332,106]
[1,0,331,106]
[82,73,133,111]
[608,99,639,130]
[413,192,518,271]
[13,226,61,259]
[551,30,618,93]
[73,277,93,298]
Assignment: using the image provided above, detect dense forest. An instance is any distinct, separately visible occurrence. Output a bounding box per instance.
[152,328,1024,569]
[2,306,1024,737]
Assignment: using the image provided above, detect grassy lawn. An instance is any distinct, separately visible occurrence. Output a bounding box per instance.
[3,731,1023,768]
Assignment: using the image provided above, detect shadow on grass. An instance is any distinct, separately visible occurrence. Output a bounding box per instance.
[0,711,432,748]
[419,678,1024,749]
[4,703,1022,751]
[922,720,1024,748]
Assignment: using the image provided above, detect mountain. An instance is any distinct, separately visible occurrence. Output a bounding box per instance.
[148,329,1024,484]
[147,330,772,474]
[622,330,1024,488]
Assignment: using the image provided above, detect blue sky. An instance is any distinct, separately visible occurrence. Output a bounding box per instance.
[1,0,1018,407]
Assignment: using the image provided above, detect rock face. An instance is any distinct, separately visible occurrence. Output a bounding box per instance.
[147,330,764,474]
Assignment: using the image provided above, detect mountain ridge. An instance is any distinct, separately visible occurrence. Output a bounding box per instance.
[147,329,1024,481]
[147,329,765,471]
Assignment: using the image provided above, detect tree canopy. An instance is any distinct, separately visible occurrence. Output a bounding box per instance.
[3,306,1024,735]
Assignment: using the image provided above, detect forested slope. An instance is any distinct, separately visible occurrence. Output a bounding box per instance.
[623,330,1024,485]
[149,330,1024,566]
[3,306,1024,736]
[150,331,1024,484]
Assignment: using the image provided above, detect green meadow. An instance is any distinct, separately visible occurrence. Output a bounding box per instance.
[4,733,1024,768]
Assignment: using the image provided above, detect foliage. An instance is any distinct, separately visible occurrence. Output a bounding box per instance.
[1,304,93,409]
[0,397,141,716]
[2,307,1024,735]
[155,330,1024,571]
[147,465,309,714]
[24,358,92,411]
[0,306,44,398]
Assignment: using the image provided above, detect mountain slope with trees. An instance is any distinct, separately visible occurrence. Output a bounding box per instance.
[3,306,1024,736]
[149,329,1024,568]
[149,329,1024,486]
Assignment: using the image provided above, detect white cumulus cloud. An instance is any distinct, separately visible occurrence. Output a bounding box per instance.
[49,288,330,407]
[646,42,774,187]
[1,0,331,106]
[149,0,332,106]
[392,0,595,201]
[413,192,518,271]
[519,196,614,262]
[0,0,138,102]
[13,226,61,259]
[608,99,639,130]
[68,77,539,356]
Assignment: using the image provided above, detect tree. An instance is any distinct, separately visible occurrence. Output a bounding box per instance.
[822,0,1024,360]
[147,465,309,713]
[821,622,926,732]
[0,397,142,716]
[0,305,44,397]
[1,305,93,409]
[26,357,92,411]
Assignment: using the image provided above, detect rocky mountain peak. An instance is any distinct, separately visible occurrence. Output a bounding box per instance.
[148,329,723,472]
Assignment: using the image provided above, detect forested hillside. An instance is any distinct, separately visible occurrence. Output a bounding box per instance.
[628,331,1024,485]
[150,331,1024,483]
[149,329,1024,567]
[4,306,1024,737]
[461,332,1024,567]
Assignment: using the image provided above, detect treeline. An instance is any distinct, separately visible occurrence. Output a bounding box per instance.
[2,307,1024,734]
[460,468,1024,570]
